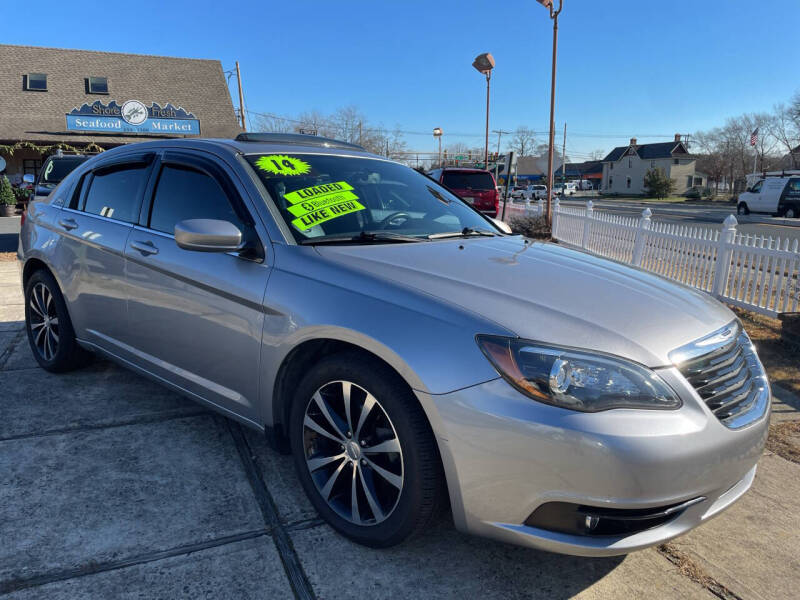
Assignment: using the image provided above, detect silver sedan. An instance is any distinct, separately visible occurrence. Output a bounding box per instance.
[17,133,769,554]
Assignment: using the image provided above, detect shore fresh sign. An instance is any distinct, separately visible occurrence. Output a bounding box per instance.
[66,100,200,135]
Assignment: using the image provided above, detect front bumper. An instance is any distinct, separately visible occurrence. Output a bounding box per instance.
[419,368,769,556]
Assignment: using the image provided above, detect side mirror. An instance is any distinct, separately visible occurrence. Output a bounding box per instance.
[491,218,513,234]
[174,219,243,252]
[35,186,52,197]
[22,174,35,184]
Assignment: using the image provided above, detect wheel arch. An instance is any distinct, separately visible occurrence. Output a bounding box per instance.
[22,257,56,290]
[267,333,443,455]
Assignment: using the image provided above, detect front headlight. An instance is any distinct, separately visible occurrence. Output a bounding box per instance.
[476,335,681,412]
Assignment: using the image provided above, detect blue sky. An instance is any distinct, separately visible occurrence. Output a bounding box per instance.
[7,0,800,159]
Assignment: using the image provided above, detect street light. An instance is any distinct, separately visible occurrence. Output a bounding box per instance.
[433,127,443,167]
[537,0,563,225]
[472,52,495,171]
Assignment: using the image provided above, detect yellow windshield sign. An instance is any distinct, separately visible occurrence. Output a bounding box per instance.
[255,154,311,176]
[284,181,365,231]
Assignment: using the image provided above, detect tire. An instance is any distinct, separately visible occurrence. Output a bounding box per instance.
[737,202,749,215]
[289,351,445,548]
[24,269,91,372]
[782,206,797,219]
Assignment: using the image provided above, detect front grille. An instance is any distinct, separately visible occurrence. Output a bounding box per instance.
[671,322,769,429]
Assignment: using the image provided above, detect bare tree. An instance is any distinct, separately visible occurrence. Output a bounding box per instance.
[510,126,536,157]
[588,149,606,161]
[770,103,800,168]
[253,114,292,133]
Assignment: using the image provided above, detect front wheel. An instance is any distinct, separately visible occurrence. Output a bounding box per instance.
[737,202,750,215]
[782,206,797,219]
[290,352,445,547]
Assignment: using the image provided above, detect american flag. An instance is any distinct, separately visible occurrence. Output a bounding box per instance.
[750,128,759,147]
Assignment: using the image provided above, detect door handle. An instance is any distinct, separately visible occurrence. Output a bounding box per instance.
[130,240,159,256]
[58,218,78,231]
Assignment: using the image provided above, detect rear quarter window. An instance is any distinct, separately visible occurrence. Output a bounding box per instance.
[441,172,494,190]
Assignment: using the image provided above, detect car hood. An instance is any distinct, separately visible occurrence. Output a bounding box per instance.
[316,237,734,367]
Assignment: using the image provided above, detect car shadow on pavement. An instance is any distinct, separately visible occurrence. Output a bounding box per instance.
[0,231,18,253]
[245,431,628,599]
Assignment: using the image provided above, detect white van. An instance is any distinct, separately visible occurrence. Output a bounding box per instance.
[737,176,800,218]
[578,179,593,191]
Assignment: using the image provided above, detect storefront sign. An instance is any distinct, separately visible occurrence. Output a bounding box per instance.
[66,100,200,135]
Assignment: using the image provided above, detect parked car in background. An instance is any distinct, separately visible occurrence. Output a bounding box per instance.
[19,133,769,555]
[552,182,576,196]
[522,184,547,201]
[33,153,90,204]
[578,180,594,191]
[737,175,800,218]
[428,167,498,217]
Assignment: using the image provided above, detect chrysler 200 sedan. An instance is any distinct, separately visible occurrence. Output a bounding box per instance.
[17,133,769,555]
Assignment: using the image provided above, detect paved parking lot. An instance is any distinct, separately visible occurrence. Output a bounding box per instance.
[1,257,799,599]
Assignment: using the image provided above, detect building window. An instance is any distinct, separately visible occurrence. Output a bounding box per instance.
[628,158,632,168]
[610,163,614,170]
[651,161,656,168]
[626,176,631,189]
[25,73,47,91]
[86,76,109,94]
[609,177,613,188]
[23,159,43,176]
[674,158,680,165]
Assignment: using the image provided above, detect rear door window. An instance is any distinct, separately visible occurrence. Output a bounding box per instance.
[82,164,149,223]
[441,172,494,191]
[148,164,242,235]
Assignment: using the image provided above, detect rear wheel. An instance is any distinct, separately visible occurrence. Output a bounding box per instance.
[24,270,91,372]
[737,202,750,215]
[290,352,445,547]
[782,206,797,219]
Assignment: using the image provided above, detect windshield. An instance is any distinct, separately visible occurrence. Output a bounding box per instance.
[245,153,499,243]
[40,157,87,185]
[441,171,495,191]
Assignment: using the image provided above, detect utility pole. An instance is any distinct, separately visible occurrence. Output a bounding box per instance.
[359,121,363,146]
[235,61,246,132]
[541,0,564,225]
[561,122,567,187]
[492,129,512,184]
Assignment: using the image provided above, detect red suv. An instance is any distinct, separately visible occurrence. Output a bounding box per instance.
[428,168,498,217]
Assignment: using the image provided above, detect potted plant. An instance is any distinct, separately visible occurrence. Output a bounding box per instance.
[1,175,18,217]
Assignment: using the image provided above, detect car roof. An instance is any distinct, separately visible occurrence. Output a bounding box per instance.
[90,133,382,162]
[440,167,491,173]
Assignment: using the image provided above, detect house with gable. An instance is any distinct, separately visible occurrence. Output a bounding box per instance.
[601,134,700,196]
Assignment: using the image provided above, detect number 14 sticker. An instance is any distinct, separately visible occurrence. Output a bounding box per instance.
[255,155,311,176]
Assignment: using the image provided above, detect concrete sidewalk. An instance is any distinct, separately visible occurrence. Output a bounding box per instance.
[1,259,798,599]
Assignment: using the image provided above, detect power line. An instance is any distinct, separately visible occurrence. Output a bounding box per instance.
[245,108,684,149]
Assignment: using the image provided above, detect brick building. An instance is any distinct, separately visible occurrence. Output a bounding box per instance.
[0,44,241,183]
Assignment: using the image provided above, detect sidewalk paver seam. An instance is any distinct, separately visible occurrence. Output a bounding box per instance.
[285,518,326,533]
[0,328,24,370]
[0,408,211,443]
[227,419,316,600]
[0,529,271,595]
[657,543,744,600]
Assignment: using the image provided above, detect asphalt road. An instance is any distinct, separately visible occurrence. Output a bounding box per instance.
[561,198,800,246]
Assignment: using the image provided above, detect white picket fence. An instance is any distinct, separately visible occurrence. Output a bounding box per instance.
[498,198,800,317]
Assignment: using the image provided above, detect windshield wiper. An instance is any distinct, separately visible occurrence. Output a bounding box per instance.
[299,231,426,245]
[427,227,497,240]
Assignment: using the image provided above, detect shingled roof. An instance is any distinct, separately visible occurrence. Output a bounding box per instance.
[602,140,691,162]
[0,44,241,145]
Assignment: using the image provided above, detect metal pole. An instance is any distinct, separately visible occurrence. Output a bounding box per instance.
[561,122,567,187]
[235,61,246,131]
[438,137,442,167]
[484,73,491,170]
[544,1,562,225]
